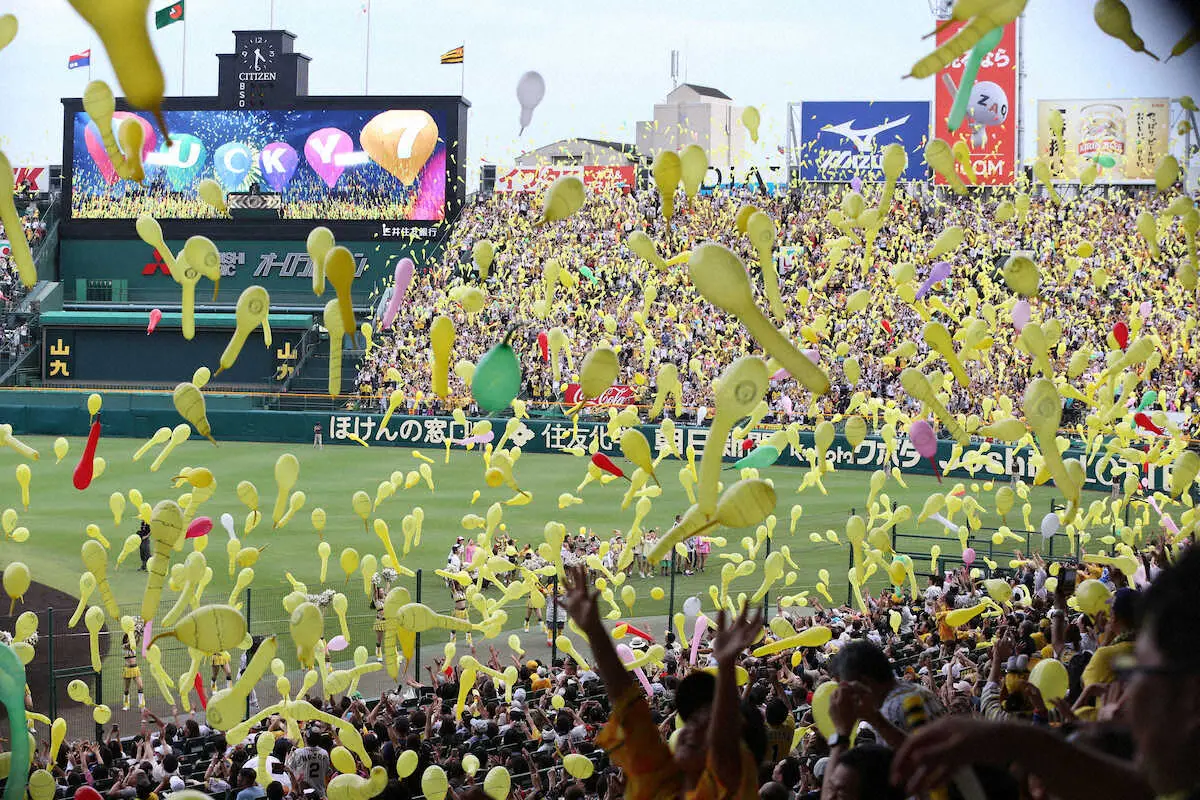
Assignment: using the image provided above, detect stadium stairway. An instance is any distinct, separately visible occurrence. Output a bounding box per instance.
[275,322,366,407]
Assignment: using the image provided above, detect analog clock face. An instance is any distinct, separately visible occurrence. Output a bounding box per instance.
[239,35,277,69]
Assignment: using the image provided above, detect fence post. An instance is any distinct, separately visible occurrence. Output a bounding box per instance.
[414,570,423,681]
[244,587,253,722]
[94,651,104,741]
[550,575,558,666]
[762,533,772,619]
[846,508,856,606]
[47,607,55,721]
[667,549,677,636]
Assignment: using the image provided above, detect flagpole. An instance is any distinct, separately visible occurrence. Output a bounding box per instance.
[269,0,275,27]
[88,40,93,81]
[181,18,187,94]
[364,0,372,94]
[459,39,465,96]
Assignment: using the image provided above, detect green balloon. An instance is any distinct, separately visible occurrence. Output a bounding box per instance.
[1137,390,1158,412]
[1096,155,1117,168]
[471,335,522,413]
[732,445,780,470]
[580,265,599,285]
[0,643,28,800]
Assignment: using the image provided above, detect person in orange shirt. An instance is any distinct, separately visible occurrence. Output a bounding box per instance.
[562,564,765,800]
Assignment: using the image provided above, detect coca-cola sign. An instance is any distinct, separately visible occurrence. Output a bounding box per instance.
[563,383,637,406]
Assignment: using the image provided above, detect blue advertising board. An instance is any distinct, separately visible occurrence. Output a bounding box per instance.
[798,101,930,182]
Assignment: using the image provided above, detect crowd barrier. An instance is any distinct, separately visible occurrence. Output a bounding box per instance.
[0,398,1183,494]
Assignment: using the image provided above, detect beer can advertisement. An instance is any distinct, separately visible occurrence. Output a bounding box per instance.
[933,20,1018,186]
[1037,99,1171,183]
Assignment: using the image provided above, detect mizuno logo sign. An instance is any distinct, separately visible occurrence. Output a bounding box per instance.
[819,116,910,152]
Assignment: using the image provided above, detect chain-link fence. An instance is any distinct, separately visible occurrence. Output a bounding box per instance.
[6,569,442,740]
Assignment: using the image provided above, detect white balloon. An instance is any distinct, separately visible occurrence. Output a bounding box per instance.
[220,513,236,539]
[1040,512,1060,540]
[682,596,702,618]
[375,287,393,322]
[516,71,546,134]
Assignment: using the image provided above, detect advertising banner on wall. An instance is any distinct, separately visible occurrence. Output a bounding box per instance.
[4,401,1181,496]
[933,20,1018,185]
[494,165,636,193]
[796,101,930,182]
[11,165,50,192]
[58,237,431,306]
[1037,99,1170,183]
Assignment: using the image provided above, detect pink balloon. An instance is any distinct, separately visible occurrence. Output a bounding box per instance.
[1011,299,1031,333]
[771,367,790,381]
[113,112,159,163]
[803,349,820,364]
[1139,300,1152,318]
[147,308,163,335]
[781,395,794,418]
[84,123,119,186]
[962,548,976,566]
[1148,497,1181,536]
[632,666,653,697]
[84,113,158,186]
[908,419,938,458]
[185,517,213,539]
[381,258,415,329]
[327,635,349,652]
[452,431,495,446]
[142,619,153,656]
[412,148,447,221]
[304,127,353,188]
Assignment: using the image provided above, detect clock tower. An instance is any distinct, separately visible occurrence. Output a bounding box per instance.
[217,30,309,108]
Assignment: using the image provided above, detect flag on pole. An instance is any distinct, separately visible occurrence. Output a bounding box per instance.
[67,49,91,69]
[440,46,464,65]
[155,0,185,29]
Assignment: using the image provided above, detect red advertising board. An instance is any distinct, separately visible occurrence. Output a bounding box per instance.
[563,383,637,406]
[496,165,636,193]
[933,20,1018,185]
[11,166,49,192]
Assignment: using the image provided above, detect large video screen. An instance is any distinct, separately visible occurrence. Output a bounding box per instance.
[69,107,450,221]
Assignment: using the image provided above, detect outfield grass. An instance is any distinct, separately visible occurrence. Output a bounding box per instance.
[0,434,1107,614]
[0,434,1120,726]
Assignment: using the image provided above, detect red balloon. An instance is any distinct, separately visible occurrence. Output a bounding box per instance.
[193,673,208,710]
[1113,321,1129,350]
[1133,412,1164,435]
[741,438,755,451]
[73,419,101,491]
[76,788,104,800]
[616,622,655,642]
[185,517,213,539]
[881,319,893,335]
[147,308,163,335]
[537,331,549,362]
[590,453,625,479]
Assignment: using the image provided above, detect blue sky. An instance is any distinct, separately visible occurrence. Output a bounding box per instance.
[1,0,1197,183]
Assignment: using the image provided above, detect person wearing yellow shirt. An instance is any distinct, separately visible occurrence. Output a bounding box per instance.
[1083,587,1138,689]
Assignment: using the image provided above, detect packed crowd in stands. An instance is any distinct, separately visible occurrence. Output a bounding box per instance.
[34,537,1196,800]
[359,185,1199,439]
